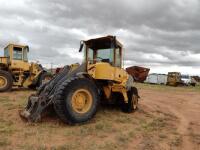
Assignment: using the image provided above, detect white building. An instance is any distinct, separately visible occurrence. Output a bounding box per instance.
[145,73,168,85]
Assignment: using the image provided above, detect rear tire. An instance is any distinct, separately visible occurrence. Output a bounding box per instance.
[54,77,99,124]
[121,87,139,113]
[0,70,13,92]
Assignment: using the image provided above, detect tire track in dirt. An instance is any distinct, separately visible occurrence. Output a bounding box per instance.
[140,89,200,150]
[148,100,193,150]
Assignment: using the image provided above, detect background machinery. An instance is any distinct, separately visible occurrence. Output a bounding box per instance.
[126,66,150,83]
[20,36,139,124]
[167,72,182,86]
[0,44,52,92]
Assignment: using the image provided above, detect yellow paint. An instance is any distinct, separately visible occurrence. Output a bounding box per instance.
[71,89,93,114]
[0,75,7,88]
[87,62,129,103]
[103,86,112,99]
[0,57,7,64]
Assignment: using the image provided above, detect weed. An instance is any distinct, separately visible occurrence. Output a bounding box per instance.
[139,138,155,150]
[95,121,112,132]
[0,120,15,135]
[140,117,166,132]
[190,133,200,144]
[24,130,37,138]
[0,138,10,147]
[159,134,167,139]
[170,135,182,147]
[37,145,48,150]
[115,115,133,124]
[99,142,119,150]
[115,132,130,145]
[0,97,9,102]
[128,131,136,138]
[77,126,94,136]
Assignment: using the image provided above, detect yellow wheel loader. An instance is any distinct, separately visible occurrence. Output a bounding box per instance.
[0,44,52,92]
[20,36,139,124]
[167,72,182,86]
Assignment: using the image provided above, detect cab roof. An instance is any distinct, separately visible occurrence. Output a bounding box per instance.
[84,35,123,50]
[5,43,28,48]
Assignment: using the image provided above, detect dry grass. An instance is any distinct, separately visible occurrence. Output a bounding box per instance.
[0,85,199,149]
[136,82,200,92]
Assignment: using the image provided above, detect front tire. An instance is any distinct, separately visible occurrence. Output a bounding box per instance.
[0,70,13,92]
[54,77,99,124]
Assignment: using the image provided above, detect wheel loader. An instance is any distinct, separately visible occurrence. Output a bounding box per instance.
[167,72,182,86]
[20,36,139,124]
[0,44,52,92]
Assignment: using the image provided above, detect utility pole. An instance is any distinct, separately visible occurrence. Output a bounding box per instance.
[51,62,53,74]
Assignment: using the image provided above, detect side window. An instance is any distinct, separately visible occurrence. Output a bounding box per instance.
[23,47,28,61]
[13,47,23,60]
[4,47,9,57]
[115,48,121,67]
[88,48,94,64]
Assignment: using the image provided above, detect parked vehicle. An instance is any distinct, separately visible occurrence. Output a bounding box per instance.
[181,75,196,86]
[0,44,52,92]
[20,35,139,124]
[167,72,182,86]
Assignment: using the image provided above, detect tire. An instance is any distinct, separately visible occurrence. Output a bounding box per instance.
[0,70,13,92]
[38,72,53,87]
[121,87,139,113]
[54,77,99,124]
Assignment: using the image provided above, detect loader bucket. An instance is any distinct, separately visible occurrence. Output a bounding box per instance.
[19,94,46,122]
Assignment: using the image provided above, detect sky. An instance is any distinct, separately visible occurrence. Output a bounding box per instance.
[0,0,199,75]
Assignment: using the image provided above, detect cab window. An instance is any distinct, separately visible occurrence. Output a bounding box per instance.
[96,48,114,65]
[4,47,9,57]
[13,47,23,60]
[115,48,121,67]
[23,47,28,61]
[88,48,94,64]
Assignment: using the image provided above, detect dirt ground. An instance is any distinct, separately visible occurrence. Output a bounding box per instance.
[0,84,199,150]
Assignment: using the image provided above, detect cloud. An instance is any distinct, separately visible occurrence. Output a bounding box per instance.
[0,0,199,74]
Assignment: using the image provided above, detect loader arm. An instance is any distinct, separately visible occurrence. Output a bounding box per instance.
[20,63,86,122]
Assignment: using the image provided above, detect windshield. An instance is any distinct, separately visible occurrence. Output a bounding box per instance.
[13,47,23,60]
[181,75,189,79]
[96,48,114,64]
[87,47,114,65]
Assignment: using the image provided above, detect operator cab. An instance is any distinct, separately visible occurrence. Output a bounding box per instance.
[80,36,123,68]
[4,44,29,62]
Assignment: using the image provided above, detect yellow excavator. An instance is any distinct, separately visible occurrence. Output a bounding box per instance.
[20,36,139,124]
[0,44,52,92]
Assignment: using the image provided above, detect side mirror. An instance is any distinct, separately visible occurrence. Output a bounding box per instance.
[79,41,84,52]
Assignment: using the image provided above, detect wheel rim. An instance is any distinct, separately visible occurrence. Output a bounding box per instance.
[71,89,93,114]
[132,95,138,110]
[0,75,7,89]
